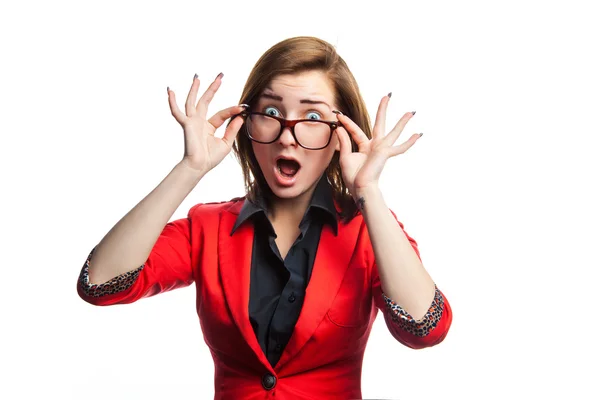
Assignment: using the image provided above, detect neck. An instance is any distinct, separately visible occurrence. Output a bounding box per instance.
[268,193,310,226]
[267,183,318,226]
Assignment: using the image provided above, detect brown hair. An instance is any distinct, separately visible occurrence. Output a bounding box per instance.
[231,36,373,224]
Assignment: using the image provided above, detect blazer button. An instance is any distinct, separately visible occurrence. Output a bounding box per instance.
[262,373,276,390]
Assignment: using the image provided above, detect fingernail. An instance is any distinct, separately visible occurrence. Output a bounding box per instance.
[193,73,198,80]
[412,111,417,115]
[419,133,423,137]
[388,92,392,98]
[216,72,224,80]
[332,110,344,115]
[167,86,170,94]
[239,104,249,108]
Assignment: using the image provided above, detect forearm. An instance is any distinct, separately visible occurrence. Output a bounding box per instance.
[356,185,435,320]
[88,161,205,285]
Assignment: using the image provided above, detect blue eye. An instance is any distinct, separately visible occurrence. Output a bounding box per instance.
[264,107,280,117]
[262,107,322,120]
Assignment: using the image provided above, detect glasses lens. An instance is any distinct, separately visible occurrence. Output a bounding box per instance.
[246,114,280,142]
[245,114,331,149]
[295,120,331,149]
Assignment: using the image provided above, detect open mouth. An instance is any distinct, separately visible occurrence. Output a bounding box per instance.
[276,158,301,178]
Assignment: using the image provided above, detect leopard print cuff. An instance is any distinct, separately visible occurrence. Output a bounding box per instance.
[78,247,144,298]
[383,285,444,337]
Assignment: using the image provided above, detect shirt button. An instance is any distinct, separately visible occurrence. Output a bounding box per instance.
[288,293,296,303]
[262,373,276,390]
[275,343,282,352]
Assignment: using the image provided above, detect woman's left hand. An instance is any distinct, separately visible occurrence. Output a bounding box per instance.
[334,95,422,200]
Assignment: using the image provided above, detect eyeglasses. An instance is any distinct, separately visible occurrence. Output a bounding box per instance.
[237,110,341,150]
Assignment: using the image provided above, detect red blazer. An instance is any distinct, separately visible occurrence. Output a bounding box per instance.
[78,198,452,399]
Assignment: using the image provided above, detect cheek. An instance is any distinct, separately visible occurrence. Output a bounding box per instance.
[305,148,336,173]
[332,130,341,152]
[251,143,269,168]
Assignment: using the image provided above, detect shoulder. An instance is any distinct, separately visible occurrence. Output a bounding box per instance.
[187,196,246,219]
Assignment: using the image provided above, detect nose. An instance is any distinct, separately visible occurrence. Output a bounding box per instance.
[277,126,297,147]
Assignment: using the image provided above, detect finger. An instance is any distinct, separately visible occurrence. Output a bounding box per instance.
[372,94,391,139]
[335,126,352,157]
[335,113,370,151]
[196,72,224,117]
[167,88,186,125]
[388,133,421,157]
[207,105,247,130]
[383,111,415,146]
[221,114,245,149]
[185,74,200,116]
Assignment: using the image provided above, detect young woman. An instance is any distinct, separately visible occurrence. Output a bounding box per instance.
[77,36,452,399]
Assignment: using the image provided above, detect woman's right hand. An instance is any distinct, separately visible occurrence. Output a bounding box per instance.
[167,73,246,175]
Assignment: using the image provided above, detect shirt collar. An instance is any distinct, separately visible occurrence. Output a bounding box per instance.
[231,173,338,236]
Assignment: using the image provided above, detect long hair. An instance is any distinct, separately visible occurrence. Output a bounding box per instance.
[231,36,372,224]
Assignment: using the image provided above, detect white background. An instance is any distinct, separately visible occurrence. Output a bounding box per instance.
[1,0,599,399]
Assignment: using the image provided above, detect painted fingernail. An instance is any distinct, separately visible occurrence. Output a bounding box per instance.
[167,86,170,94]
[239,104,249,108]
[412,111,417,115]
[419,133,423,137]
[216,72,224,80]
[193,73,198,80]
[388,92,392,98]
[332,110,344,115]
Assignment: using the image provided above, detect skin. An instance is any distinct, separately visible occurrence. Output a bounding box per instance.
[168,69,437,319]
[251,70,341,233]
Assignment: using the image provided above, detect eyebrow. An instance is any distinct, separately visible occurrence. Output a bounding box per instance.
[259,91,331,108]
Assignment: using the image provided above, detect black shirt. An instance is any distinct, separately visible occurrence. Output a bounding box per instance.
[230,174,338,367]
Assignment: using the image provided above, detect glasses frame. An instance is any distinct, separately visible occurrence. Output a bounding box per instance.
[238,110,341,150]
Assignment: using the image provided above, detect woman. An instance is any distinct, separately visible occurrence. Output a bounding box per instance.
[77,36,452,399]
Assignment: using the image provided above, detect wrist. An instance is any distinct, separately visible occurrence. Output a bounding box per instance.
[353,184,380,201]
[176,159,208,182]
[353,184,382,210]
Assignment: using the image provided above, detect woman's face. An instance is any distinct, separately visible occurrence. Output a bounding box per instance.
[251,70,341,202]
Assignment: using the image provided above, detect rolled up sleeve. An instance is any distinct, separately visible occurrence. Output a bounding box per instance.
[77,217,194,306]
[371,211,452,349]
[380,286,452,349]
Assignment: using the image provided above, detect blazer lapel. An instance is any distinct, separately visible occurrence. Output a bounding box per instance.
[218,203,274,372]
[275,216,361,371]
